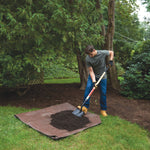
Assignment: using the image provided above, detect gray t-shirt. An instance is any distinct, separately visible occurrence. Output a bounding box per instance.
[86,50,109,79]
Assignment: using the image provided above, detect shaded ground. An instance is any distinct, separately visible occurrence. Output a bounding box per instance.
[0,83,150,132]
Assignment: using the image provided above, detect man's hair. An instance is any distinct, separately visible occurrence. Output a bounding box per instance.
[85,45,94,54]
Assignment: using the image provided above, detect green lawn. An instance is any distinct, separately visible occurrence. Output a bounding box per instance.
[0,106,150,150]
[0,78,80,88]
[44,78,80,84]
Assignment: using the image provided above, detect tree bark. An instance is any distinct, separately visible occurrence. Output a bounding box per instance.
[76,50,88,90]
[104,0,120,91]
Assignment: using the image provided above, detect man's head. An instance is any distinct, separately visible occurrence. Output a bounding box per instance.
[85,45,97,57]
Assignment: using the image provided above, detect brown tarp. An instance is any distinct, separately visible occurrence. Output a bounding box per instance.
[15,103,101,140]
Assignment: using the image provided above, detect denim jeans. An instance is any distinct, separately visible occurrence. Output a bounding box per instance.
[83,75,107,110]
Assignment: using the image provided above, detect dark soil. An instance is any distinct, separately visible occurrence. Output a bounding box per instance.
[50,110,90,131]
[0,83,150,132]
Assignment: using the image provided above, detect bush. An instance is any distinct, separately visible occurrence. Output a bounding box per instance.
[116,62,125,76]
[120,50,150,99]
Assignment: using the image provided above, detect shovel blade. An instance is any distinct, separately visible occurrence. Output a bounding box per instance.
[72,108,84,117]
[72,108,80,115]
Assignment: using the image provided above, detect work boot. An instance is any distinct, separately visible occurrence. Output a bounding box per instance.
[77,106,88,114]
[100,110,108,117]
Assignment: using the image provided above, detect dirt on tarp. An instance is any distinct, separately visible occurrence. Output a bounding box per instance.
[50,110,90,131]
[15,102,101,139]
[0,83,150,132]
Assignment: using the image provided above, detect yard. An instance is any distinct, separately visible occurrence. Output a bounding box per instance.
[0,83,150,149]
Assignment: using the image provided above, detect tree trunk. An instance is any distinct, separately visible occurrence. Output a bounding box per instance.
[76,50,88,90]
[104,0,120,91]
[68,0,88,90]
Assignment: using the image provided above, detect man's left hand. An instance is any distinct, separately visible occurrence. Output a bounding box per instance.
[109,60,113,67]
[93,82,98,89]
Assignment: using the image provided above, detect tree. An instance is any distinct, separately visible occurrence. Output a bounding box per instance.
[52,0,121,90]
[1,0,143,93]
[140,0,150,40]
[0,0,51,88]
[49,0,105,89]
[142,0,150,11]
[113,0,144,68]
[102,0,120,90]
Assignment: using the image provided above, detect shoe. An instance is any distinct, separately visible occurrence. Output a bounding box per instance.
[77,106,88,114]
[100,110,108,117]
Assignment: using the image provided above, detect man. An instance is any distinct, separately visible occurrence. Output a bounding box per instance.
[78,45,114,116]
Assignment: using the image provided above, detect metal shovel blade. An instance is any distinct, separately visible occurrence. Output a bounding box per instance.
[72,108,80,115]
[72,108,85,117]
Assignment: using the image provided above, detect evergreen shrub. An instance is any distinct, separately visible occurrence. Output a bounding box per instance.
[121,45,150,99]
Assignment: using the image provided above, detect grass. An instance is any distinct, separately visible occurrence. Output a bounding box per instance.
[44,78,80,84]
[0,78,80,87]
[0,106,150,150]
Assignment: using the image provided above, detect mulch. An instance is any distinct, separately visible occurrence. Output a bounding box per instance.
[0,83,150,132]
[50,110,91,131]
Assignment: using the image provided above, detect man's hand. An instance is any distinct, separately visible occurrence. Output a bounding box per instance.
[109,60,113,67]
[93,82,97,88]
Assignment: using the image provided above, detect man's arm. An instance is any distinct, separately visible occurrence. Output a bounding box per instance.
[109,50,114,61]
[108,51,114,67]
[88,67,96,83]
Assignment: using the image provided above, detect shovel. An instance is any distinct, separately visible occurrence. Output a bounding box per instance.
[72,69,108,117]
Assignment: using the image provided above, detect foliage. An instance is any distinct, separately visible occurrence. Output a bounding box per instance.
[48,0,105,52]
[0,0,53,87]
[0,106,150,150]
[0,0,105,88]
[142,0,150,11]
[115,62,125,83]
[43,50,79,79]
[113,0,145,68]
[144,24,150,40]
[44,63,79,79]
[114,41,135,68]
[140,1,150,40]
[0,0,148,90]
[115,62,125,76]
[121,41,150,99]
[133,39,150,55]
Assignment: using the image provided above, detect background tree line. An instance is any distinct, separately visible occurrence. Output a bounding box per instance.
[0,0,149,99]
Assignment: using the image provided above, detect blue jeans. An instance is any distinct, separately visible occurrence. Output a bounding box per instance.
[83,75,107,110]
